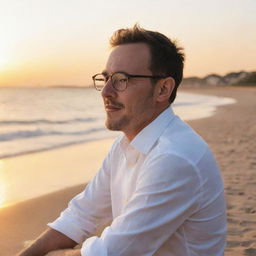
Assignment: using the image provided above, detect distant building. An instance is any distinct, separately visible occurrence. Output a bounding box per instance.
[224,71,249,85]
[182,71,256,87]
[203,74,224,86]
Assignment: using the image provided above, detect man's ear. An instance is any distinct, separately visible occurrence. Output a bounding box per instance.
[156,77,175,103]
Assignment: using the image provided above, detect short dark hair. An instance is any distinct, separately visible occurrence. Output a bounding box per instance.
[110,24,185,104]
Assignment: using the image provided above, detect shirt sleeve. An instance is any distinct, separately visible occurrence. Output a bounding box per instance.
[48,149,113,244]
[81,153,201,256]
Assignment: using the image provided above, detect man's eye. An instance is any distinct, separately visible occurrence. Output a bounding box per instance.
[119,78,128,83]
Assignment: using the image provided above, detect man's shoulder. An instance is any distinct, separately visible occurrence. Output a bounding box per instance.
[151,118,211,166]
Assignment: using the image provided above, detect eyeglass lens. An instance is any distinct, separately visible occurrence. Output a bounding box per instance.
[94,73,128,91]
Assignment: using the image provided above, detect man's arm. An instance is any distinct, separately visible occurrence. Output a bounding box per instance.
[17,228,77,256]
[18,144,115,256]
[80,154,201,255]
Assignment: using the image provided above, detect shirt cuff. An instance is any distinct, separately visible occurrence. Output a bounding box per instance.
[48,218,91,244]
[81,236,108,256]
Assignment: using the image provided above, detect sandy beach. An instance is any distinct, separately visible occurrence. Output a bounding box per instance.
[0,86,255,256]
[184,86,256,256]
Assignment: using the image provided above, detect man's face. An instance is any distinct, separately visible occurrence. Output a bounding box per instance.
[101,43,159,140]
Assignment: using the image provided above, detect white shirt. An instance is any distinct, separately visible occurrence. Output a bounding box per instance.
[48,107,227,256]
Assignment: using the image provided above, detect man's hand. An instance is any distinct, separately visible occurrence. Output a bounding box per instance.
[45,249,81,256]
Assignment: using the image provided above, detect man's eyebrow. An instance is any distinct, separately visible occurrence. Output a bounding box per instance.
[101,70,108,76]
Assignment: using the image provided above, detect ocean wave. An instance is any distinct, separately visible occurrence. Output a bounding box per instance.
[0,134,115,159]
[0,117,98,125]
[173,102,198,107]
[0,127,107,142]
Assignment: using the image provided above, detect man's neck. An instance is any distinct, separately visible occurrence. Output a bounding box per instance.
[124,105,170,142]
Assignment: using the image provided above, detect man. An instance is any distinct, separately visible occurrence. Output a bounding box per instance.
[17,25,227,256]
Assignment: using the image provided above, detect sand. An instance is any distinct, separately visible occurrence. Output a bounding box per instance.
[0,86,255,256]
[183,86,256,256]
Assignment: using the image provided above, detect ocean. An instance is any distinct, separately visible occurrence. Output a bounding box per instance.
[0,87,236,159]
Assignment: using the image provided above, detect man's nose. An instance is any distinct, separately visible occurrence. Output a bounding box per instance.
[101,79,116,98]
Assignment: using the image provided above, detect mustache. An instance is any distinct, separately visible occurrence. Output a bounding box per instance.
[104,99,124,108]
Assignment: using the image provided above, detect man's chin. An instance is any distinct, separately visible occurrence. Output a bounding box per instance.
[105,122,121,131]
[105,118,128,131]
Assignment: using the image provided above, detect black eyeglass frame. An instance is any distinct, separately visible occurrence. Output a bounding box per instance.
[92,71,168,91]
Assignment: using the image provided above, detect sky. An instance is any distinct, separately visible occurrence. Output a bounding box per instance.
[0,0,255,87]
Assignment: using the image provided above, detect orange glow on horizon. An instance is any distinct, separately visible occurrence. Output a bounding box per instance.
[0,48,109,87]
[0,0,255,87]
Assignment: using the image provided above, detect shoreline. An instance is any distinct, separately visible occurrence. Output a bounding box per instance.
[0,86,255,255]
[0,88,235,160]
[0,90,236,207]
[0,138,115,208]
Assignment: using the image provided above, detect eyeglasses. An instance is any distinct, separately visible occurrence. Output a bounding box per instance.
[92,71,167,92]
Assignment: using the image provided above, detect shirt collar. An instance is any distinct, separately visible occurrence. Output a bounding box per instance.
[120,106,176,155]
